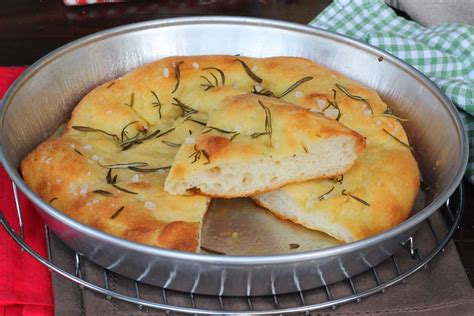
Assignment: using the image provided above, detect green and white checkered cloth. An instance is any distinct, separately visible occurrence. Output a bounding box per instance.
[309,0,474,182]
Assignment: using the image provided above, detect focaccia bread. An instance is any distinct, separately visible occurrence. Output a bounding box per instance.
[22,54,418,251]
[165,94,365,197]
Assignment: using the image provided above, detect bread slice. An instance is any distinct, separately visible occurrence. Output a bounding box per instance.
[254,145,420,243]
[165,94,365,197]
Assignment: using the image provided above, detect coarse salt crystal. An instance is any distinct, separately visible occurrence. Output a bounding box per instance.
[324,108,339,119]
[83,144,92,151]
[91,155,101,161]
[254,84,263,92]
[70,144,76,149]
[132,174,140,183]
[192,62,199,70]
[163,67,170,78]
[86,202,93,207]
[44,157,53,164]
[317,99,326,107]
[80,184,89,195]
[310,108,320,113]
[362,109,372,116]
[87,171,92,176]
[69,183,76,194]
[185,137,195,144]
[388,123,394,128]
[375,120,382,125]
[274,143,281,149]
[158,169,166,175]
[144,201,157,210]
[294,91,304,98]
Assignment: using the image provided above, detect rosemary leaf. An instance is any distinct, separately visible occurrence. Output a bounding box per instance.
[336,83,373,116]
[200,245,226,255]
[230,133,240,141]
[110,206,124,219]
[120,121,138,142]
[382,107,408,121]
[203,126,238,134]
[151,91,163,119]
[106,169,113,184]
[124,93,135,107]
[128,166,171,173]
[277,76,313,98]
[201,149,211,165]
[106,81,115,88]
[99,162,148,169]
[202,67,225,85]
[74,149,83,156]
[382,128,414,152]
[112,184,138,195]
[49,197,58,203]
[235,59,262,83]
[250,100,273,146]
[71,126,119,140]
[162,140,181,147]
[289,243,300,249]
[172,98,198,117]
[318,186,335,201]
[184,117,207,126]
[332,174,344,184]
[93,189,115,197]
[341,189,370,206]
[171,61,184,94]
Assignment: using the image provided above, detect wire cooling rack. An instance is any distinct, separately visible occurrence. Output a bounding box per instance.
[0,181,464,314]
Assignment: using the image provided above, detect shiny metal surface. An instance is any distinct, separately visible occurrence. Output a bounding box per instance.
[0,17,468,296]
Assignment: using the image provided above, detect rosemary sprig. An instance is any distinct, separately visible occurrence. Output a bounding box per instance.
[188,145,210,164]
[110,206,124,219]
[289,243,300,249]
[124,93,135,107]
[322,89,342,121]
[106,169,138,195]
[200,67,225,91]
[172,98,198,117]
[99,162,148,169]
[74,149,83,156]
[382,128,414,152]
[318,186,335,201]
[235,59,262,83]
[162,140,181,147]
[120,121,138,142]
[341,189,370,206]
[106,81,115,88]
[382,107,408,121]
[277,76,313,98]
[151,91,163,119]
[93,189,115,197]
[200,245,226,255]
[128,166,171,173]
[119,127,176,151]
[171,61,184,94]
[336,83,373,116]
[251,100,272,146]
[71,126,119,141]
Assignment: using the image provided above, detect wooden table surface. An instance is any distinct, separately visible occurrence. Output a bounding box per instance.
[1,0,472,286]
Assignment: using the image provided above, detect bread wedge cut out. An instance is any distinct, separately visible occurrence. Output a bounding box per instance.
[165,94,366,197]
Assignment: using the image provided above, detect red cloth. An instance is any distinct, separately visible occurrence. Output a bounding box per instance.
[0,67,54,315]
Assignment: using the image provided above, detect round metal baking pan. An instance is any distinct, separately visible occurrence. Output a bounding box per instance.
[0,17,468,296]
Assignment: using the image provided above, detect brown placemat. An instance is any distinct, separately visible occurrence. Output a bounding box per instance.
[51,210,474,315]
